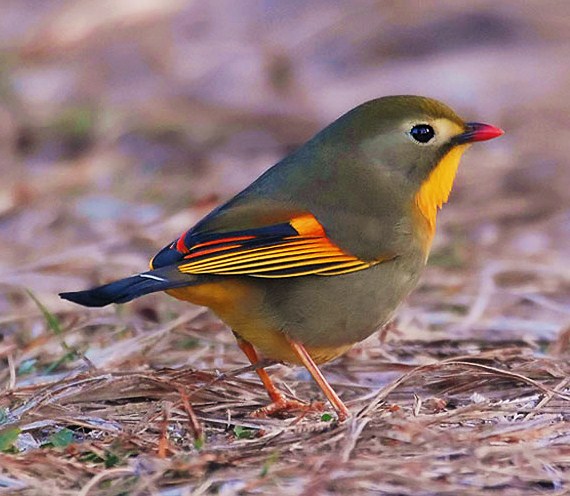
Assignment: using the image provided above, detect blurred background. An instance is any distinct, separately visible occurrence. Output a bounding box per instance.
[1,0,569,370]
[1,2,570,492]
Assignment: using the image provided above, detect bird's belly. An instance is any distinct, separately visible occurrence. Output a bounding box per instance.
[166,280,351,364]
[264,257,423,348]
[166,256,422,364]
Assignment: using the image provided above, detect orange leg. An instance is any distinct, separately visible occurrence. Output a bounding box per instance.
[286,337,350,421]
[234,335,312,417]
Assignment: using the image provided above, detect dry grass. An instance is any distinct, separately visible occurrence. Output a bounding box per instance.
[2,328,570,494]
[1,1,570,494]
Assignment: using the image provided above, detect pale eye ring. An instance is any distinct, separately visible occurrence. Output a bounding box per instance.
[410,124,435,144]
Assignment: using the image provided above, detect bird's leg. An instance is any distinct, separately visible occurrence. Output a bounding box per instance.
[233,334,311,417]
[285,337,350,421]
[234,334,286,403]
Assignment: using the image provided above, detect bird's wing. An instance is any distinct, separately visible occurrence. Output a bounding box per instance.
[151,212,392,278]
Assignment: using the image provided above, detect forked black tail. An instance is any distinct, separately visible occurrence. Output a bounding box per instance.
[59,268,195,307]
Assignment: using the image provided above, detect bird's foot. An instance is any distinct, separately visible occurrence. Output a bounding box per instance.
[251,396,325,418]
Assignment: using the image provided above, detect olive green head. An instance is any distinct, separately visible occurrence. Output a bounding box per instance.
[321,95,501,190]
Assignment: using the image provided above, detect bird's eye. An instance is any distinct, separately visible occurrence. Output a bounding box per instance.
[410,124,435,144]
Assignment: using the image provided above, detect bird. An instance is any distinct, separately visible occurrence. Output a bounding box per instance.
[60,95,503,421]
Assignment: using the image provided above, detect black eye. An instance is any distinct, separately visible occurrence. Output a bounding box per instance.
[410,124,435,144]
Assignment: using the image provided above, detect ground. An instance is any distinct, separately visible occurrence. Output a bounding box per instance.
[0,1,570,495]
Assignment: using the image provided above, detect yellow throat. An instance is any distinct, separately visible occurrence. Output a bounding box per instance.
[414,144,469,236]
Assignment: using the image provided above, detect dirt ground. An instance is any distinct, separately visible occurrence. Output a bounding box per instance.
[1,1,570,494]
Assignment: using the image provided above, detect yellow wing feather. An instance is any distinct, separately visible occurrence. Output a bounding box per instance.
[175,213,387,278]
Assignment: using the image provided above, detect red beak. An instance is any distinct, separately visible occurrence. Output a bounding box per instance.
[454,122,504,144]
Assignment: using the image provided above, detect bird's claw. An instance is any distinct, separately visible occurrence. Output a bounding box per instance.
[251,396,325,418]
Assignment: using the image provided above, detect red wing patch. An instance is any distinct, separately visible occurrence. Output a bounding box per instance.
[172,213,385,278]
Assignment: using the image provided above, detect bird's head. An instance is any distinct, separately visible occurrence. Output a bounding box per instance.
[330,95,503,232]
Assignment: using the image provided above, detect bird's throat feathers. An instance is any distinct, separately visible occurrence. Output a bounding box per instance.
[414,144,469,236]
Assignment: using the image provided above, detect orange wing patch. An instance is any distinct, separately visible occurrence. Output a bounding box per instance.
[176,213,383,278]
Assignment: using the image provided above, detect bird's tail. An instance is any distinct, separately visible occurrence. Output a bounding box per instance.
[59,267,197,308]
